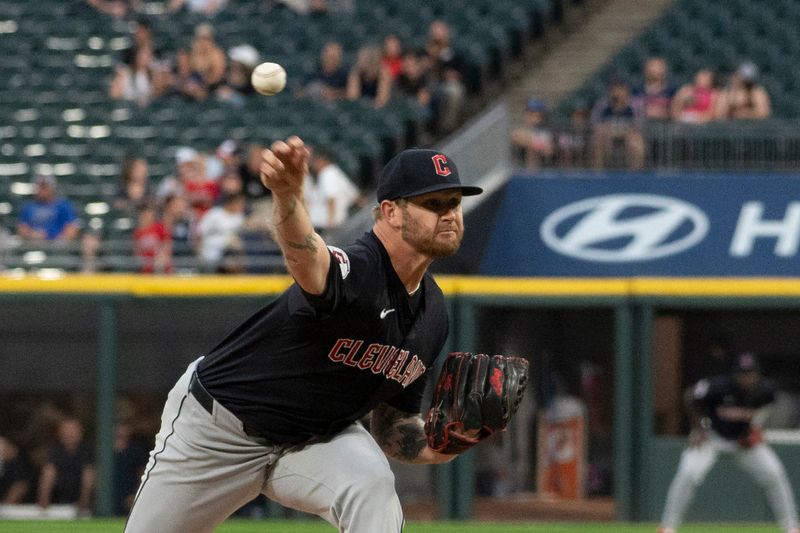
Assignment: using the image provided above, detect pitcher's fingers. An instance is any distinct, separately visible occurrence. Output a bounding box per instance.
[289,146,309,171]
[287,135,304,149]
[261,150,286,173]
[271,140,290,158]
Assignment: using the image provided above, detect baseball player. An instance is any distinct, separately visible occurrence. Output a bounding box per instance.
[124,137,485,532]
[658,352,800,533]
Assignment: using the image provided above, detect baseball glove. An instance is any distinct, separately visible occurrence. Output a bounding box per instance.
[425,352,529,455]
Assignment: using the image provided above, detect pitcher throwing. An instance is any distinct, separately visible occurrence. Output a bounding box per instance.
[125,137,526,533]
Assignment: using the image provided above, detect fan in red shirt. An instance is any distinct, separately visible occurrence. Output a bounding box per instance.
[133,203,173,273]
[381,34,404,79]
[169,147,220,220]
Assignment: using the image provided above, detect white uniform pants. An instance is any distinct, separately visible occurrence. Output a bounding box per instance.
[661,432,799,531]
[124,358,404,533]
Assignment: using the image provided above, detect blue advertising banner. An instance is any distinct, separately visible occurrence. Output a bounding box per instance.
[480,172,800,276]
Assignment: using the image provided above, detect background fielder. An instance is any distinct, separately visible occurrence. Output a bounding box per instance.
[658,352,800,533]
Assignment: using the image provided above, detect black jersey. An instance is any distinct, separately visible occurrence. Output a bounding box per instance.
[197,231,449,445]
[692,374,775,440]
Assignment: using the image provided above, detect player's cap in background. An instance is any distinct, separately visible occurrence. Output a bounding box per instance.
[732,352,761,373]
[377,149,483,201]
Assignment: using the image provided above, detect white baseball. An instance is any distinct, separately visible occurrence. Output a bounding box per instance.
[251,62,287,96]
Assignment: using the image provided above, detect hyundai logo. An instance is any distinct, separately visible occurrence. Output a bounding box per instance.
[540,194,709,262]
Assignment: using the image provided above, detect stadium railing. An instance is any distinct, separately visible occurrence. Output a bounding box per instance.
[511,118,800,171]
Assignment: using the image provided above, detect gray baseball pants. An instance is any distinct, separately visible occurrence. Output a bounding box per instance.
[124,358,404,533]
[660,432,799,531]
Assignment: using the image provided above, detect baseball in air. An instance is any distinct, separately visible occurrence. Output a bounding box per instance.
[251,62,287,96]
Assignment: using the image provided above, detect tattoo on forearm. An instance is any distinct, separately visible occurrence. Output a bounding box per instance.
[285,233,318,253]
[273,198,298,227]
[371,404,427,462]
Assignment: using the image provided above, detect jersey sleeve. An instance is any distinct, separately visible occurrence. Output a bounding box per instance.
[292,244,370,316]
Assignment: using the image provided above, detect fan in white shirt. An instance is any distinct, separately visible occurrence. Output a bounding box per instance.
[304,147,361,232]
[196,192,246,267]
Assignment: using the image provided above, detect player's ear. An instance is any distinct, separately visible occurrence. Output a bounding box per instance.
[381,200,403,228]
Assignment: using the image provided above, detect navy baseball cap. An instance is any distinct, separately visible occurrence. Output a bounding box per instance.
[376,149,483,202]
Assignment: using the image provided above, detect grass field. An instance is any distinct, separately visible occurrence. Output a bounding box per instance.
[0,520,785,532]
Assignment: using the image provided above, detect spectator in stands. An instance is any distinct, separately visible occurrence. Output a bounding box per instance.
[304,146,361,234]
[161,194,195,261]
[556,99,591,168]
[158,147,220,219]
[0,435,32,504]
[381,34,404,80]
[37,418,95,515]
[303,41,349,102]
[80,229,103,274]
[632,57,676,121]
[216,168,245,205]
[215,139,242,173]
[121,18,162,67]
[347,45,392,109]
[169,48,209,102]
[236,142,274,233]
[87,0,142,19]
[715,61,771,120]
[239,143,267,202]
[426,20,467,134]
[112,420,148,516]
[17,175,80,242]
[196,192,247,271]
[395,49,433,120]
[188,24,227,94]
[216,45,259,106]
[590,77,645,169]
[511,97,554,169]
[133,202,173,274]
[672,68,720,124]
[114,156,153,215]
[168,0,227,16]
[109,44,164,107]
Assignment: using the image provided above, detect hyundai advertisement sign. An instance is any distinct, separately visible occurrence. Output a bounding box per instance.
[481,173,800,276]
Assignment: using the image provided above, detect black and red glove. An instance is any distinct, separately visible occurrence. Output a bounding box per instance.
[424,352,529,455]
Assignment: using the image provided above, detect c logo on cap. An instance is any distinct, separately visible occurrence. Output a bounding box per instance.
[432,154,451,177]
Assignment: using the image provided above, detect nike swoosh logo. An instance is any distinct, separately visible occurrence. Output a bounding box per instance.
[379,308,396,319]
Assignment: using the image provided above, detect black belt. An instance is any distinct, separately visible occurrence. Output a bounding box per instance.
[188,371,277,448]
[189,371,215,415]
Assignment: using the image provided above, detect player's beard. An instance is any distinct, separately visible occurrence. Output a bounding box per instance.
[401,210,463,258]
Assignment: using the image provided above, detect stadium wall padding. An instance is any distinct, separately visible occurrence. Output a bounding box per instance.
[1,275,799,520]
